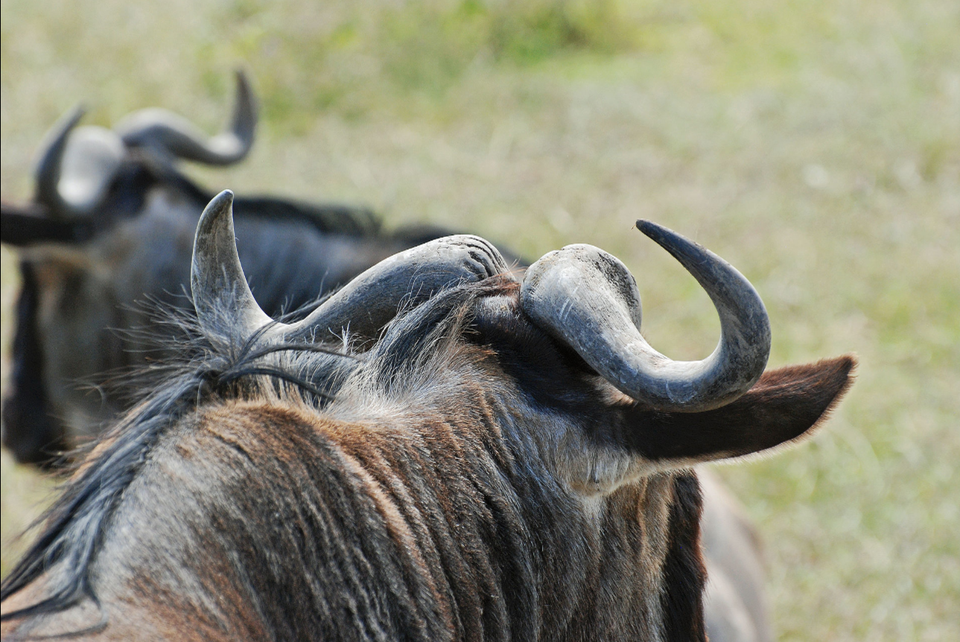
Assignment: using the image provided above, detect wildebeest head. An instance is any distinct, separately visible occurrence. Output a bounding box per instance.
[0,74,463,466]
[1,191,854,640]
[0,71,258,465]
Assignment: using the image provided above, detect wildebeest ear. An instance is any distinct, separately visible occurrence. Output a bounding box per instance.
[1,202,92,246]
[622,356,856,464]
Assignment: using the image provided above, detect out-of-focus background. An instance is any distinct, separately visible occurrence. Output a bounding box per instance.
[1,1,957,638]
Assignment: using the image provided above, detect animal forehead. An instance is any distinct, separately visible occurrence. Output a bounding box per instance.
[466,280,533,333]
[468,281,583,369]
[475,287,522,317]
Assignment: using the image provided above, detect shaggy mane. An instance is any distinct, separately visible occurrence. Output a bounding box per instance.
[0,277,489,623]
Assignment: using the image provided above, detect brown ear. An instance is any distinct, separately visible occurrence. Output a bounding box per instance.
[622,355,856,463]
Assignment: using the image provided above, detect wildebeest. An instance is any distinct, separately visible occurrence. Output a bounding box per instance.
[699,469,772,642]
[0,191,854,640]
[0,72,466,466]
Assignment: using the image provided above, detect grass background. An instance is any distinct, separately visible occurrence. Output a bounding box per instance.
[1,0,957,638]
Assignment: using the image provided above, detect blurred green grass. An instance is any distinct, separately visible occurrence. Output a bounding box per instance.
[2,0,958,638]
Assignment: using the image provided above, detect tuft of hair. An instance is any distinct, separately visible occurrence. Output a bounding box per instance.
[0,278,489,623]
[0,298,357,622]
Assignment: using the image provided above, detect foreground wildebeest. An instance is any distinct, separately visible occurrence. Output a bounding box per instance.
[0,191,854,640]
[0,72,461,466]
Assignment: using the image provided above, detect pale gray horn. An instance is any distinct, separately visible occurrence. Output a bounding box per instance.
[282,233,511,344]
[34,105,126,219]
[34,105,84,217]
[117,70,257,166]
[191,190,274,341]
[520,220,771,412]
[192,190,511,345]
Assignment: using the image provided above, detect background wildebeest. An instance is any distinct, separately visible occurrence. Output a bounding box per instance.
[0,72,478,467]
[699,469,771,642]
[0,191,854,640]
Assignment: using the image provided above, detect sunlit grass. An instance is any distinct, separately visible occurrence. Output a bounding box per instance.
[0,448,55,579]
[2,0,958,638]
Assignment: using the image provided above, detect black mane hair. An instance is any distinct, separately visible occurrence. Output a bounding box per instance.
[0,281,485,623]
[129,155,385,240]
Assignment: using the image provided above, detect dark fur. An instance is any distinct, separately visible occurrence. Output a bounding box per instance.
[661,473,707,642]
[1,262,68,465]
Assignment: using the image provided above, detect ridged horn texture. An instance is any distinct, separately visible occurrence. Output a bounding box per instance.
[191,190,512,345]
[191,190,274,340]
[33,106,125,219]
[116,70,257,166]
[281,233,511,344]
[520,220,771,412]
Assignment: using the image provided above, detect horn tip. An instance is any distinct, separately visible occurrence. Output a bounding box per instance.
[234,68,251,88]
[212,189,235,207]
[634,219,704,261]
[635,219,667,241]
[234,69,253,102]
[197,190,236,235]
[65,103,88,123]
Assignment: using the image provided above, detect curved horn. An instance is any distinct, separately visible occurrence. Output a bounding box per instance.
[192,190,511,344]
[34,105,85,217]
[192,190,274,341]
[117,70,257,166]
[520,220,771,412]
[33,106,125,219]
[56,127,126,214]
[282,234,511,344]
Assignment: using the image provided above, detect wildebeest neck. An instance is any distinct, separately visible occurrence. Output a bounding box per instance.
[1,261,68,467]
